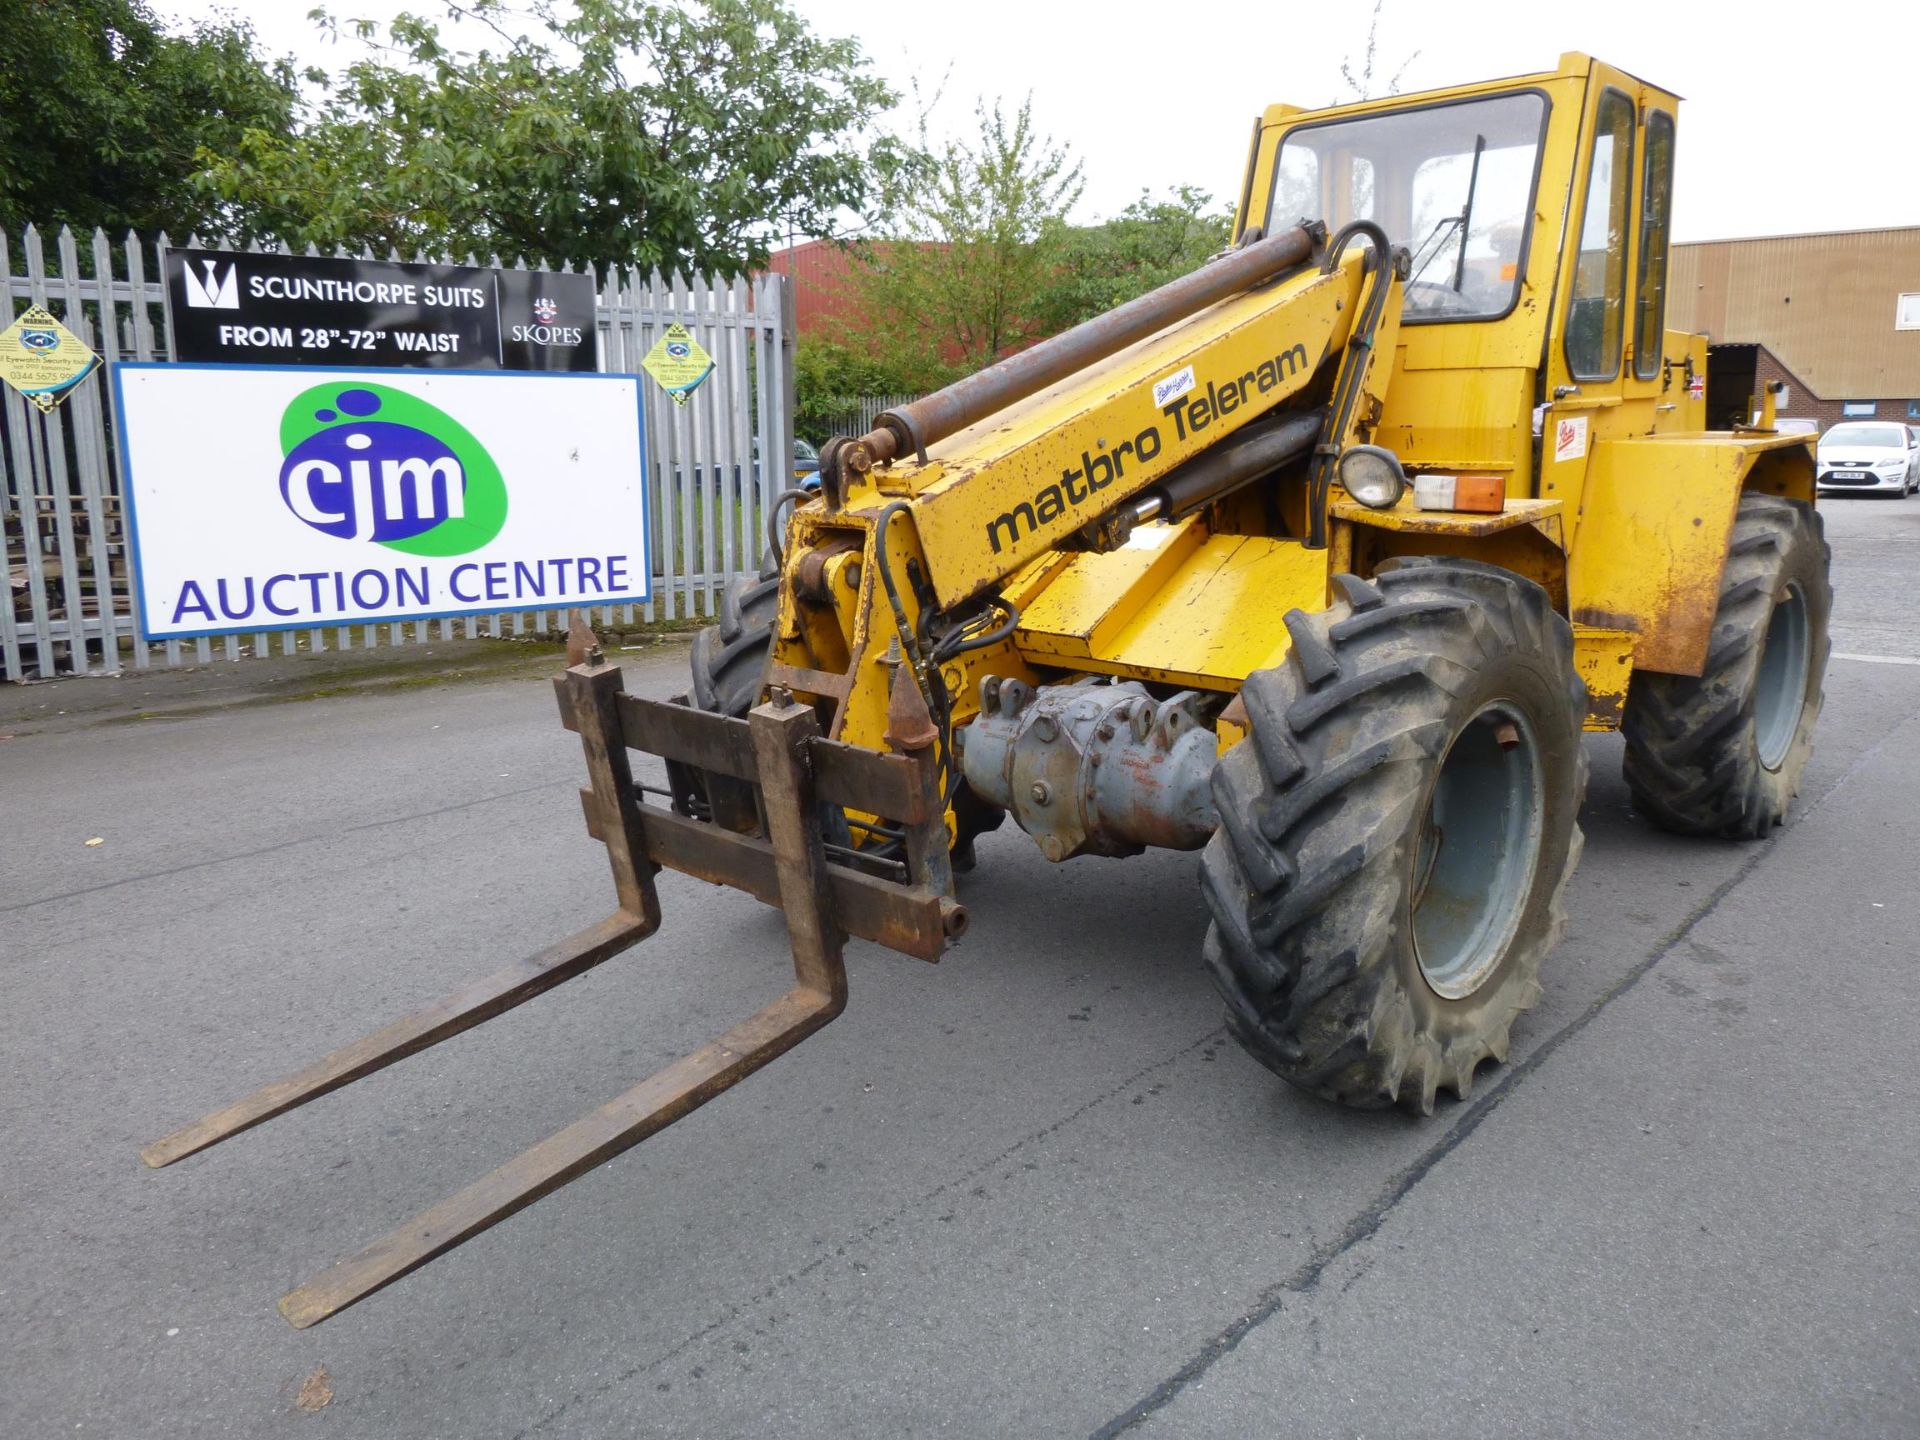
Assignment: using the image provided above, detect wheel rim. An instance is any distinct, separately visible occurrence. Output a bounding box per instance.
[1753,582,1810,772]
[1410,702,1545,1001]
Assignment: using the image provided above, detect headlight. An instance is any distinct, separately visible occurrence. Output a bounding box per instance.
[1875,458,1905,470]
[1337,445,1407,509]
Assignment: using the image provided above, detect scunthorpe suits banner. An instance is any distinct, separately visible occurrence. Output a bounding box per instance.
[115,365,650,640]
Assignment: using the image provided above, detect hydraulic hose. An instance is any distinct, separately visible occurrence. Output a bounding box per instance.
[1307,221,1406,550]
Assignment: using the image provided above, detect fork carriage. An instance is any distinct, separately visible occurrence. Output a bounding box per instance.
[143,620,961,1327]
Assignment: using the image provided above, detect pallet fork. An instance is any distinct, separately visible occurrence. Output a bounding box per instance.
[142,622,963,1328]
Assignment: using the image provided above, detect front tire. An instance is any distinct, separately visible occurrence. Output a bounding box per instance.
[1200,559,1588,1115]
[1621,493,1830,839]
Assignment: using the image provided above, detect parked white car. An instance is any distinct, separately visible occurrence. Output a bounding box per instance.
[1815,421,1919,496]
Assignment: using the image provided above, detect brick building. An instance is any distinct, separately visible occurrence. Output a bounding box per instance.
[1668,226,1920,432]
[765,238,1031,373]
[765,239,870,338]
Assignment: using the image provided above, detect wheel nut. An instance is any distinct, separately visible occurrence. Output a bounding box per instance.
[1495,721,1521,751]
[1030,781,1051,804]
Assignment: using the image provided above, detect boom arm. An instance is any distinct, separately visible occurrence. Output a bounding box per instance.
[775,224,1402,761]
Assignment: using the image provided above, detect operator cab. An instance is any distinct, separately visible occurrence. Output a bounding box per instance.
[1240,54,1685,504]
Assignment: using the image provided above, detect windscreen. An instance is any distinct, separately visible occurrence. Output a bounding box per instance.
[1821,425,1903,448]
[1268,92,1548,322]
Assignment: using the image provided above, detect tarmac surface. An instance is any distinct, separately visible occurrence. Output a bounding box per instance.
[3,496,1917,1438]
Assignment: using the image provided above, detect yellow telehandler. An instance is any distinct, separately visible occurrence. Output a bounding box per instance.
[146,53,1827,1326]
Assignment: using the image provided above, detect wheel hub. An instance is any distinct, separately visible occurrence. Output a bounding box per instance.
[1411,701,1545,1001]
[1753,582,1810,772]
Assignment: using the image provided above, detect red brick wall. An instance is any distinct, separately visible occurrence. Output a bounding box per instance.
[1756,345,1919,433]
[766,240,878,339]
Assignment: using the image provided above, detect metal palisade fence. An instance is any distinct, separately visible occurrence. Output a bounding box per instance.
[0,225,794,681]
[816,391,922,441]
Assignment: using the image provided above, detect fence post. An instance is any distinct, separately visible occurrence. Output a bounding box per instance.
[778,273,797,528]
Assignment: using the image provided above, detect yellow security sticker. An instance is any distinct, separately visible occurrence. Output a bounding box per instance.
[640,322,714,407]
[0,305,100,412]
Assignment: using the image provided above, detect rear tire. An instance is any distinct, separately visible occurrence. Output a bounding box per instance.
[670,562,1007,861]
[1200,559,1588,1115]
[1621,494,1830,839]
[688,565,780,717]
[668,562,779,824]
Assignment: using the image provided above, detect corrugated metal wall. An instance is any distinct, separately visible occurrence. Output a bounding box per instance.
[1668,227,1920,401]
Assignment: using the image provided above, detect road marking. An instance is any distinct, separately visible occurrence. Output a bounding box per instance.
[1833,651,1920,667]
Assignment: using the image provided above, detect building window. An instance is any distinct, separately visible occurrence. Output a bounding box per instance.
[1842,401,1877,417]
[1898,293,1920,331]
[1908,400,1920,420]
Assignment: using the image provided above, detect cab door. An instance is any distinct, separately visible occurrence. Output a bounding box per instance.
[1622,97,1679,424]
[1537,62,1680,539]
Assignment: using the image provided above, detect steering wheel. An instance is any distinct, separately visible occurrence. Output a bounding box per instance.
[1404,281,1485,317]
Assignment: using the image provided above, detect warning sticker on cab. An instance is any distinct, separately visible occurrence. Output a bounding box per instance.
[1553,414,1588,464]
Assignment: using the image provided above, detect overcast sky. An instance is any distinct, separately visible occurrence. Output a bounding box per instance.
[166,0,1917,242]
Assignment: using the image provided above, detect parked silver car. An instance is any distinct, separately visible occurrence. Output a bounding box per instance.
[1815,421,1919,496]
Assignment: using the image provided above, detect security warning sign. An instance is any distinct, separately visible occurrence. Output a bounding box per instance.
[0,305,100,412]
[640,323,714,406]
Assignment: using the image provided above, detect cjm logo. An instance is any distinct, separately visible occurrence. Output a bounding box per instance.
[286,434,466,541]
[183,259,240,310]
[278,384,508,557]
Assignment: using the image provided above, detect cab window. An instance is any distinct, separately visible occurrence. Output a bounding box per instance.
[1565,89,1635,380]
[1268,91,1548,323]
[1633,110,1676,381]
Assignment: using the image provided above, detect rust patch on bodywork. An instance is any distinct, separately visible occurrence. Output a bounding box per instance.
[1567,434,1813,677]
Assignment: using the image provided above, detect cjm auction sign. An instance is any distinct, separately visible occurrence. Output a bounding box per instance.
[164,249,597,371]
[113,365,649,640]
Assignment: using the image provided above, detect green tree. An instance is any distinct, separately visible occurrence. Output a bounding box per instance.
[0,0,299,237]
[845,95,1084,378]
[793,339,927,443]
[195,0,906,274]
[1029,186,1232,334]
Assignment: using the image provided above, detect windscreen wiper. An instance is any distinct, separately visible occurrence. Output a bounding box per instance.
[1449,134,1488,294]
[1406,215,1463,286]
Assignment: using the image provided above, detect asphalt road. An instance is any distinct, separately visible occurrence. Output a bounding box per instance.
[4,496,1918,1439]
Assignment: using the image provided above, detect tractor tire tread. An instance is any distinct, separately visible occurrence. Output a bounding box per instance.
[1621,494,1830,839]
[1202,558,1587,1114]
